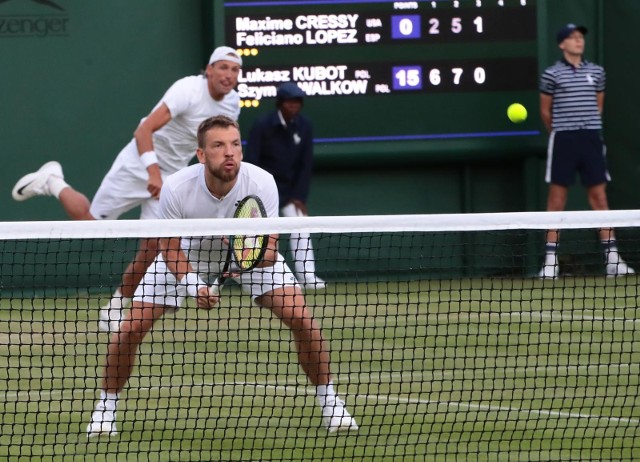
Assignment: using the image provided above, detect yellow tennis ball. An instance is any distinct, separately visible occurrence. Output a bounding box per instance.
[507,103,527,123]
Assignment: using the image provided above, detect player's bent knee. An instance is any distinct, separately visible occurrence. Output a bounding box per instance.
[120,303,162,336]
[256,286,304,306]
[283,308,320,332]
[115,321,146,343]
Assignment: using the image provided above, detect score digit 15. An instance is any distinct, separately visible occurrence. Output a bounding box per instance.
[392,66,423,90]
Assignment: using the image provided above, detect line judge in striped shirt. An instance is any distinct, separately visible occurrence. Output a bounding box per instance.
[537,23,634,279]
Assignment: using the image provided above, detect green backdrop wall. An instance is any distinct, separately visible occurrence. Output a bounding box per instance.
[0,0,207,221]
[1,0,639,279]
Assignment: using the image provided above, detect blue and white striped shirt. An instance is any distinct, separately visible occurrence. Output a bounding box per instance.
[539,59,605,131]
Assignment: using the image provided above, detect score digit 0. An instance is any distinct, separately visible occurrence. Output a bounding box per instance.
[393,15,484,38]
[391,15,421,39]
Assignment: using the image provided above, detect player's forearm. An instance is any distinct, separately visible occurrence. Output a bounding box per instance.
[133,103,172,157]
[134,125,161,177]
[539,93,553,132]
[134,123,155,156]
[597,92,605,115]
[256,235,279,267]
[160,238,192,279]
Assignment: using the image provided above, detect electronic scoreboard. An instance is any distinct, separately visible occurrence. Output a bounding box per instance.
[223,0,542,155]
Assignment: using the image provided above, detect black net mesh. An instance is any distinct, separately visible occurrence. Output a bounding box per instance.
[1,223,639,461]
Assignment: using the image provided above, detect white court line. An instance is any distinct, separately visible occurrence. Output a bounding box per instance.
[359,310,640,327]
[348,390,640,426]
[479,311,640,325]
[236,380,640,426]
[345,371,640,426]
[2,373,638,427]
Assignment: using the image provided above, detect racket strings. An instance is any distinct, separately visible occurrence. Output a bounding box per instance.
[231,196,268,271]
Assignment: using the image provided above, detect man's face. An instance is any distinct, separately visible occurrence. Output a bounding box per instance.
[206,60,241,100]
[197,125,242,183]
[560,31,585,55]
[280,99,303,121]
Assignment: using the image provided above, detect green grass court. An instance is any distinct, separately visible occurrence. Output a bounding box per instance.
[1,278,639,461]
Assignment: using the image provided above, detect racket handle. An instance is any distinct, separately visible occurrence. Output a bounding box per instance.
[209,278,221,295]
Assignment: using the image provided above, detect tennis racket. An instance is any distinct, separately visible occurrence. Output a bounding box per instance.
[209,195,269,295]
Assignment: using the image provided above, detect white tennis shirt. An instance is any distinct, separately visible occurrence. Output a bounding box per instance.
[159,162,279,265]
[117,75,240,175]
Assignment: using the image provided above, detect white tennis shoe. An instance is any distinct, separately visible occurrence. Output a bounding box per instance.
[606,260,635,277]
[86,409,117,438]
[537,264,559,280]
[12,161,64,201]
[322,397,358,433]
[98,306,123,333]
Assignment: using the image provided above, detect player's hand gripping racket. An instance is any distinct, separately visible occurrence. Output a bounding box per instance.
[209,195,269,295]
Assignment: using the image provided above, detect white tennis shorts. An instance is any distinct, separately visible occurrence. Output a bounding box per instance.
[90,139,163,220]
[133,252,299,309]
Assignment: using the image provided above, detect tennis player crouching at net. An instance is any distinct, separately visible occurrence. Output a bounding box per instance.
[86,115,358,437]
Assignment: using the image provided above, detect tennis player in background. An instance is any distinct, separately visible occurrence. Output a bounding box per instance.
[86,115,358,438]
[11,46,243,332]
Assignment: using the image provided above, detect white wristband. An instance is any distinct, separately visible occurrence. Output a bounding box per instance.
[179,272,206,299]
[140,150,159,168]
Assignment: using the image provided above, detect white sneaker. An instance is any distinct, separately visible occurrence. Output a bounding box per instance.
[98,306,123,333]
[299,275,326,291]
[12,161,63,201]
[537,264,559,280]
[86,409,117,438]
[606,260,635,277]
[322,398,358,433]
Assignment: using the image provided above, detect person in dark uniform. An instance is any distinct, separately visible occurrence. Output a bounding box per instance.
[245,82,326,289]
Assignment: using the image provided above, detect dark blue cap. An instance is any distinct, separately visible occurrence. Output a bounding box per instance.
[276,82,306,100]
[556,23,588,44]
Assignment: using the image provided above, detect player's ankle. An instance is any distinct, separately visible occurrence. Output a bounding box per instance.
[47,176,69,199]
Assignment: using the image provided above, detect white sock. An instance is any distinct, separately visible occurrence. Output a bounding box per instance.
[316,381,337,408]
[47,176,70,199]
[602,240,620,265]
[98,390,119,412]
[107,288,131,309]
[291,232,318,279]
[543,242,558,266]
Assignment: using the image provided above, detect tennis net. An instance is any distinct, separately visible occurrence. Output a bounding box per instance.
[1,210,639,461]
